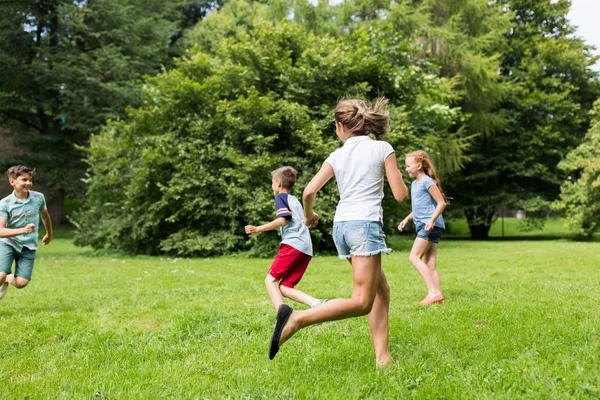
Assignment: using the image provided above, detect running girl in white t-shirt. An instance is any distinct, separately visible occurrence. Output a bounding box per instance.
[268,98,408,367]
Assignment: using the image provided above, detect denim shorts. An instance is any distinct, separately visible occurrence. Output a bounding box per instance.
[415,223,444,244]
[0,241,37,280]
[332,220,392,259]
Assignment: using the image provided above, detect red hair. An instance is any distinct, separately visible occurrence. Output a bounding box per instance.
[407,150,449,204]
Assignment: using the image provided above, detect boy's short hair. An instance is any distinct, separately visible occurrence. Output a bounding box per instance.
[7,165,34,180]
[272,166,297,190]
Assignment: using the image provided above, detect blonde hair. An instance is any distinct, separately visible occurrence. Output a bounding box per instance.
[334,97,390,140]
[407,150,449,204]
[271,166,297,190]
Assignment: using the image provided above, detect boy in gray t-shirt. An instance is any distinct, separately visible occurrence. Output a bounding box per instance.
[245,167,325,312]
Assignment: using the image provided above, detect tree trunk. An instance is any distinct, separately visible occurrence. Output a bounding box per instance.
[465,207,495,240]
[468,223,491,240]
[47,190,65,226]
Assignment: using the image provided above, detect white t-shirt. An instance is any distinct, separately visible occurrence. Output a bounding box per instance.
[325,136,395,222]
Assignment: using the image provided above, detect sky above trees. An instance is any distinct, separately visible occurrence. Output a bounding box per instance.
[567,0,600,70]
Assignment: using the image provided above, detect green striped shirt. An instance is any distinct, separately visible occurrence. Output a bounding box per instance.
[0,190,47,252]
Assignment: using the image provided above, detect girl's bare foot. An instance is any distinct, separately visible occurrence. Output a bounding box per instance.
[419,292,444,305]
[376,356,393,368]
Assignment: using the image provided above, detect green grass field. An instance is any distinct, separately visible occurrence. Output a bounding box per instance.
[1,232,599,399]
[443,217,576,238]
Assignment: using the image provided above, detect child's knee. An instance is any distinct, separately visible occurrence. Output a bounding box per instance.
[279,284,292,295]
[408,254,421,265]
[358,301,374,316]
[265,274,279,286]
[353,296,375,316]
[14,279,29,289]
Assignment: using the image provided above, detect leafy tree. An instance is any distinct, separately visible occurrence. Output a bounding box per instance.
[170,0,229,45]
[274,0,598,239]
[553,99,600,238]
[0,0,206,222]
[453,0,599,238]
[387,0,515,237]
[73,0,464,256]
[265,0,474,174]
[395,0,600,238]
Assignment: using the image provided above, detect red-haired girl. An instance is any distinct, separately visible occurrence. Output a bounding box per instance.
[398,150,448,305]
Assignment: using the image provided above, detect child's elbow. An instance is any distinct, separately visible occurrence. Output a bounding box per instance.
[303,187,316,199]
[275,217,287,227]
[395,192,408,203]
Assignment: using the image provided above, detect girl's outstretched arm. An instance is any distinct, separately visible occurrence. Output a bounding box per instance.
[384,153,408,202]
[303,162,334,228]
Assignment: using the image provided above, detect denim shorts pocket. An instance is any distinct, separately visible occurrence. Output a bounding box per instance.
[333,221,391,259]
[343,222,370,250]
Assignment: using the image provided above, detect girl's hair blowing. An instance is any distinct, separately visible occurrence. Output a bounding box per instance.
[407,150,450,205]
[334,97,390,140]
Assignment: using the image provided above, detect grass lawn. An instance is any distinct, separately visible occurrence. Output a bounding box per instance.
[1,232,599,399]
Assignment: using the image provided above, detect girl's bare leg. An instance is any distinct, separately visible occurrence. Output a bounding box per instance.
[409,238,439,296]
[423,243,441,293]
[368,267,392,366]
[279,254,382,345]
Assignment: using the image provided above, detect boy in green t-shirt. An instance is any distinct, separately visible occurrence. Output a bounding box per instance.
[0,165,53,299]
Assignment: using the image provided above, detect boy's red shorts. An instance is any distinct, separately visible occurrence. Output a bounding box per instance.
[268,244,312,288]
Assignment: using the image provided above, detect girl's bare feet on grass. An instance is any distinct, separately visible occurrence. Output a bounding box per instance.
[419,292,444,305]
[376,357,393,369]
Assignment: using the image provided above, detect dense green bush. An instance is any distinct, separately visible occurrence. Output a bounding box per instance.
[73,0,463,256]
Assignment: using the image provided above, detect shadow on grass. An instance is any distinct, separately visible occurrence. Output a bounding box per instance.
[443,235,579,241]
[392,230,599,243]
[443,234,600,242]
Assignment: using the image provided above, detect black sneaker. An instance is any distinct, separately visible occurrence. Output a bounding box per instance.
[269,304,293,360]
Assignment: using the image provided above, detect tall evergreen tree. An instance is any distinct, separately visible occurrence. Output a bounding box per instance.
[386,0,514,238]
[446,0,600,238]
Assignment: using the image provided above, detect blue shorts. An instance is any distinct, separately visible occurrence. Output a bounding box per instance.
[415,223,444,244]
[332,221,392,259]
[0,241,36,281]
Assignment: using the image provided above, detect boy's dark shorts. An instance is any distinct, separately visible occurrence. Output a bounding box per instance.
[268,244,311,288]
[0,241,36,280]
[415,223,444,244]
